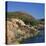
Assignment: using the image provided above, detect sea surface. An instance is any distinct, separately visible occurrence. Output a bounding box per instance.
[22,29,45,44]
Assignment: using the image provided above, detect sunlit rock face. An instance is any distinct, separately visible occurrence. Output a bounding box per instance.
[7,18,39,44]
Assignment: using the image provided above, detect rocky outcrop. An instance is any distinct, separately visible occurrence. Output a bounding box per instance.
[7,18,39,44]
[33,24,44,30]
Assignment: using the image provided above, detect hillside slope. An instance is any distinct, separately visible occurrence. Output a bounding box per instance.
[7,12,38,25]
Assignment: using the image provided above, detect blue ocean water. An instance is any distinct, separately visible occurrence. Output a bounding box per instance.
[22,30,45,44]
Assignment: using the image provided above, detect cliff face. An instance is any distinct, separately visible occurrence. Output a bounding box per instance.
[7,18,39,44]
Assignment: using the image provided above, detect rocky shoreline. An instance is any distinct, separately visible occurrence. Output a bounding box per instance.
[7,18,40,44]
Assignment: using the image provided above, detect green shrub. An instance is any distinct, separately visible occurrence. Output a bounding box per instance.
[30,20,38,26]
